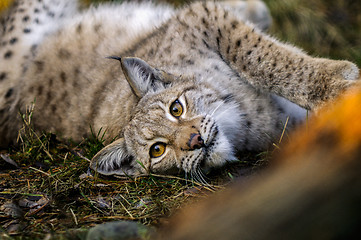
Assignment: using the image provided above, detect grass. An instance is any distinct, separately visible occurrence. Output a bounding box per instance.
[1,0,361,239]
[1,103,262,239]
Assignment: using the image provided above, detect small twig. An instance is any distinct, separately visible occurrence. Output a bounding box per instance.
[29,167,51,177]
[70,208,78,225]
[118,194,132,206]
[279,116,289,144]
[117,198,134,219]
[272,143,281,150]
[70,149,91,162]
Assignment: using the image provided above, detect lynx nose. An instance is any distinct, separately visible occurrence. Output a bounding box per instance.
[188,133,204,150]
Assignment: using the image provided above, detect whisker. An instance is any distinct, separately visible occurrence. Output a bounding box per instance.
[198,167,209,181]
[190,166,208,186]
[190,171,196,186]
[211,103,244,121]
[210,101,225,117]
[195,171,205,185]
[197,168,210,186]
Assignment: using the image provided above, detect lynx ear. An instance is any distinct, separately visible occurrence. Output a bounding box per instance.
[90,138,139,176]
[108,56,167,98]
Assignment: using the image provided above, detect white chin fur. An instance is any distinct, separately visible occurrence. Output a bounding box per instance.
[206,130,237,168]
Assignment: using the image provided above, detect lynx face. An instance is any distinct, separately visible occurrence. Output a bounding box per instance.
[90,57,242,177]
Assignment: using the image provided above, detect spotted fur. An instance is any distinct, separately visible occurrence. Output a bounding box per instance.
[0,0,359,177]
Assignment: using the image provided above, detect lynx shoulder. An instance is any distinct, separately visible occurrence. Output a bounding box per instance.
[0,0,359,177]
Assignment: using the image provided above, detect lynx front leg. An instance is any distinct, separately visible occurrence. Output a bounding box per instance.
[179,2,359,110]
[221,27,359,110]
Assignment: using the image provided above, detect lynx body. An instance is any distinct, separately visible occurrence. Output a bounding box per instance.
[0,0,358,176]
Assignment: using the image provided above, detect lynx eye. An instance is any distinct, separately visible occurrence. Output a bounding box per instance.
[150,142,166,158]
[170,99,183,118]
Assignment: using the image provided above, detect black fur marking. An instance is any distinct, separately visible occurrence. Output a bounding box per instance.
[202,39,210,49]
[58,48,71,59]
[202,3,209,15]
[202,18,208,28]
[47,12,55,18]
[51,105,57,113]
[221,94,234,103]
[5,88,13,99]
[34,61,44,73]
[217,28,222,38]
[231,21,238,29]
[22,16,30,22]
[9,37,18,45]
[8,26,14,32]
[60,72,67,83]
[48,77,53,87]
[37,85,43,95]
[76,23,82,33]
[233,55,237,63]
[223,11,228,19]
[46,91,52,101]
[186,59,195,65]
[31,44,38,56]
[0,72,7,81]
[4,51,13,59]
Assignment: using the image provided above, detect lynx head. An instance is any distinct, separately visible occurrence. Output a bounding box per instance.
[90,57,244,178]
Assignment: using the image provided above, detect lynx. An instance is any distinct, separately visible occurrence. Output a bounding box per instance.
[0,0,359,177]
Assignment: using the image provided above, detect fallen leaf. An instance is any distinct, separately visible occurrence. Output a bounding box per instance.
[0,201,23,218]
[2,219,26,235]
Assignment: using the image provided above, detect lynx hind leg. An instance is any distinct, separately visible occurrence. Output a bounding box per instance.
[220,0,272,31]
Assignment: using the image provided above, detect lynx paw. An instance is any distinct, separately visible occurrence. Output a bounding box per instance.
[341,62,360,81]
[328,60,360,81]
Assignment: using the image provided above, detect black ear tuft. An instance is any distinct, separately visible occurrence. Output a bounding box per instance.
[106,56,122,61]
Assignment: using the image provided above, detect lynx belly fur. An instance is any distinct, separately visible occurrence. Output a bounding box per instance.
[0,0,359,176]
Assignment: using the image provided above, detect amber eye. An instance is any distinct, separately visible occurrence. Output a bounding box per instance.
[150,142,166,158]
[170,99,183,118]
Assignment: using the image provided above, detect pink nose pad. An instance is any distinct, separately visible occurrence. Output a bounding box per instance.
[188,133,204,150]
